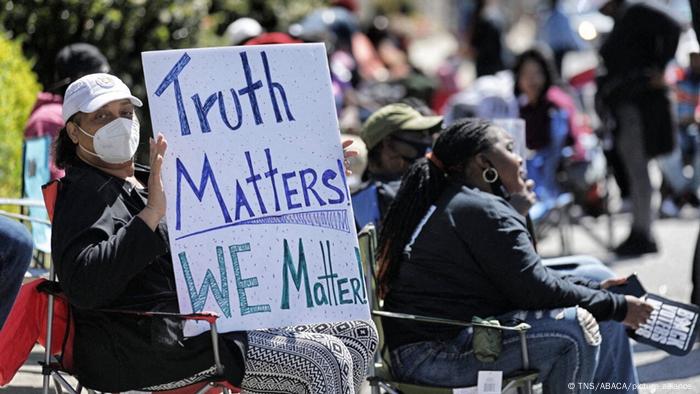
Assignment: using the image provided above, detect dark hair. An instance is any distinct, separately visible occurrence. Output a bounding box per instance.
[51,43,110,96]
[53,113,82,169]
[376,118,498,296]
[512,46,560,100]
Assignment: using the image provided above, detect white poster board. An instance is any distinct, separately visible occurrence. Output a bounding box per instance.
[142,43,370,336]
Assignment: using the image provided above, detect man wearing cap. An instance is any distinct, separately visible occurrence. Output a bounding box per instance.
[352,103,442,230]
[24,43,110,180]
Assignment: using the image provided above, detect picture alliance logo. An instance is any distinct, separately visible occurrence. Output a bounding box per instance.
[568,382,695,391]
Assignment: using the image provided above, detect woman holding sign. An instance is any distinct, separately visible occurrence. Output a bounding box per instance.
[51,73,376,393]
[377,118,653,393]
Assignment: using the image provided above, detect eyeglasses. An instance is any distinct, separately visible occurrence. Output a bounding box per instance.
[389,133,432,152]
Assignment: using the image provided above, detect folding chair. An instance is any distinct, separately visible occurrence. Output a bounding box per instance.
[37,180,240,394]
[357,224,539,394]
[23,136,53,268]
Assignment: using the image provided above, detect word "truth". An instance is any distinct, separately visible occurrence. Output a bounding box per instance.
[155,50,295,137]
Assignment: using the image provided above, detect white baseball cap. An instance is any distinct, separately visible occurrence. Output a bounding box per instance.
[62,73,143,123]
[226,17,264,45]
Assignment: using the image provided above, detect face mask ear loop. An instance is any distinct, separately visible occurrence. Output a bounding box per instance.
[77,143,103,160]
[75,123,95,139]
[72,122,103,160]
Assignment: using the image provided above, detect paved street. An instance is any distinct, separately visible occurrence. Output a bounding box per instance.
[537,208,700,394]
[3,209,700,393]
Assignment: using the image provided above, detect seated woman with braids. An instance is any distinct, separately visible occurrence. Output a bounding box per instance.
[377,118,652,393]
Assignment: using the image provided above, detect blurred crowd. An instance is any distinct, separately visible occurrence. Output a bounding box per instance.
[232,0,697,257]
[22,0,700,257]
[2,0,700,391]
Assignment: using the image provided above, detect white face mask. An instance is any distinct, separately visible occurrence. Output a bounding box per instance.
[77,116,140,164]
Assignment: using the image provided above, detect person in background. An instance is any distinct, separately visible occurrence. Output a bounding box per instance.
[694,235,700,306]
[537,0,585,74]
[226,17,264,46]
[50,73,377,393]
[24,43,110,181]
[657,52,700,217]
[0,217,33,330]
[514,46,589,203]
[378,118,651,393]
[352,103,442,230]
[689,0,700,309]
[466,0,509,77]
[341,134,368,194]
[596,0,681,255]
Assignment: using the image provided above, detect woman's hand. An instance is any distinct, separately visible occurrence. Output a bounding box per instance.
[138,133,168,231]
[622,295,654,330]
[508,178,536,216]
[601,277,628,290]
[342,139,358,176]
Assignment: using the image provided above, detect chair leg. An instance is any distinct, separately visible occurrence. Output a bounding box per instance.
[377,381,401,394]
[50,371,80,394]
[52,376,63,394]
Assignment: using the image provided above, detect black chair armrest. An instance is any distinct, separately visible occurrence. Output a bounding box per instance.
[99,309,220,324]
[372,310,531,332]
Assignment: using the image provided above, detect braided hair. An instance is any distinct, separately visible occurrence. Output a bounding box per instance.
[377,118,498,297]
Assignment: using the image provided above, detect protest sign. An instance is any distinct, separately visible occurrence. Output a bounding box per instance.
[142,43,370,336]
[630,294,699,356]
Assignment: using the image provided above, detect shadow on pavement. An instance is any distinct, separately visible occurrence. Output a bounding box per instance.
[636,346,700,383]
[1,387,42,394]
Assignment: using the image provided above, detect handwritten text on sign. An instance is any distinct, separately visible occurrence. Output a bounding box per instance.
[142,44,369,336]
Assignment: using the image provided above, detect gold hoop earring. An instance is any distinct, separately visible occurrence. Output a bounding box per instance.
[482,167,499,183]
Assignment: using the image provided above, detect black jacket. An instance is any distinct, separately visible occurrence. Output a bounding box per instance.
[51,160,246,391]
[598,2,680,157]
[382,183,627,350]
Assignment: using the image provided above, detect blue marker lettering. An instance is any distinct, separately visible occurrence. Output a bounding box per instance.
[176,154,232,230]
[229,243,271,315]
[154,52,192,136]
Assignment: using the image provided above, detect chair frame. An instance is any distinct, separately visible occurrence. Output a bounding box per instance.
[38,180,238,394]
[357,224,538,394]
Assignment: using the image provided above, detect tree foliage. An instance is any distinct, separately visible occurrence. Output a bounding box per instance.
[2,0,326,145]
[0,34,41,199]
[1,0,209,99]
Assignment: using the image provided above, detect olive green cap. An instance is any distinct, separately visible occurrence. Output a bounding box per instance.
[360,103,443,150]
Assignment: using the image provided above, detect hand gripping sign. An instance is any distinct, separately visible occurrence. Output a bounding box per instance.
[142,43,370,336]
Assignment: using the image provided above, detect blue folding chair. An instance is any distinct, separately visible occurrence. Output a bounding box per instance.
[22,136,52,267]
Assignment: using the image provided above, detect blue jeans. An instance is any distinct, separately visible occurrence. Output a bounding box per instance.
[549,256,639,394]
[390,307,599,393]
[391,257,639,394]
[0,216,33,329]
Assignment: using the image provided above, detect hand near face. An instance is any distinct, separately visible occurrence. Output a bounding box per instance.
[138,133,168,231]
[508,178,537,216]
[342,139,358,175]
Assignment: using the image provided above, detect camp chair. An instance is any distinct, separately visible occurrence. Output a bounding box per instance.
[351,183,381,230]
[35,180,240,394]
[357,224,539,394]
[0,136,53,272]
[23,136,53,268]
